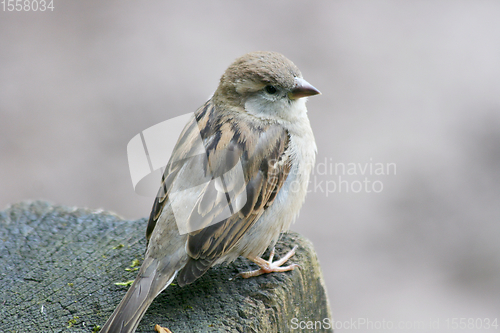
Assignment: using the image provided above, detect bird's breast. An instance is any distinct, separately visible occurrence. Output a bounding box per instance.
[223,118,317,261]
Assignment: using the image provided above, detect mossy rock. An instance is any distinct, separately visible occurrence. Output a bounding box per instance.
[0,201,332,332]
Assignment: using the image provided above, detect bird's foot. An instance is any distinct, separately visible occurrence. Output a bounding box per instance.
[237,245,300,279]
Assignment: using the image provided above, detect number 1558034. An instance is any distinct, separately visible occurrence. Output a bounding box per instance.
[2,0,54,12]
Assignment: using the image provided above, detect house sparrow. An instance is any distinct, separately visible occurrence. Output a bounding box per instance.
[100,51,320,333]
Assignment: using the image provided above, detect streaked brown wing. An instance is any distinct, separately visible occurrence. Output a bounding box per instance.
[178,113,291,285]
[146,101,212,242]
[145,99,291,287]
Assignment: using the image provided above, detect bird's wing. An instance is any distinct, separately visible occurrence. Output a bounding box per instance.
[145,100,291,286]
[145,105,206,243]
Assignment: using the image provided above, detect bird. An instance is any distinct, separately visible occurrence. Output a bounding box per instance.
[100,51,320,333]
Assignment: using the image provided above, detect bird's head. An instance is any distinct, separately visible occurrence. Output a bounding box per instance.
[213,51,320,121]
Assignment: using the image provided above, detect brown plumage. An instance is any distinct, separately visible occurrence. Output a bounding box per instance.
[100,51,320,333]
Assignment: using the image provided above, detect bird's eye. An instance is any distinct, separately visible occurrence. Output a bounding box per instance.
[265,85,277,94]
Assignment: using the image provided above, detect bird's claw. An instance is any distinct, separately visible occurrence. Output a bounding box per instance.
[235,245,300,279]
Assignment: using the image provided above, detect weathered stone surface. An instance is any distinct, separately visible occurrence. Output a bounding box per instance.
[0,201,332,332]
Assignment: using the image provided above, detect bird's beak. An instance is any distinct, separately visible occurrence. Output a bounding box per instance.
[288,77,321,100]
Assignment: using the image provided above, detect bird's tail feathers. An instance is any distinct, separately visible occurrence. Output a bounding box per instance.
[99,257,178,333]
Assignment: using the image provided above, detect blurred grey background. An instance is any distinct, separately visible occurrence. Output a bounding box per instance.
[1,1,499,332]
